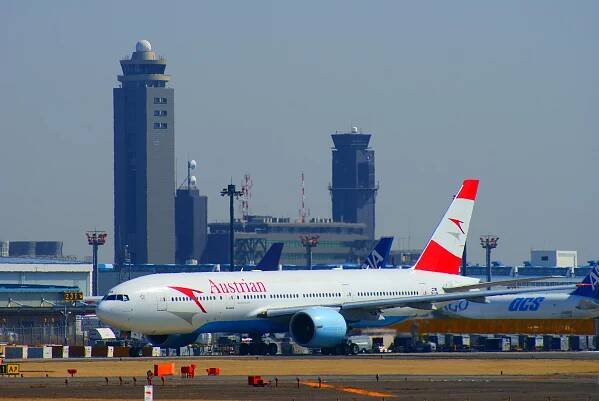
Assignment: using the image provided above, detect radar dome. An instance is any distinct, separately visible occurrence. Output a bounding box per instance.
[136,40,152,52]
[351,126,359,133]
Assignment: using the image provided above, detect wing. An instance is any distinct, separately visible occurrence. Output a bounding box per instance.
[256,284,576,318]
[443,276,561,293]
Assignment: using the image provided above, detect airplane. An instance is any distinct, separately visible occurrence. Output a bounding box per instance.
[439,266,599,319]
[360,237,393,269]
[96,179,574,354]
[256,236,392,271]
[249,242,284,271]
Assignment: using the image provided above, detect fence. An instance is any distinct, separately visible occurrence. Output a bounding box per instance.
[0,324,84,346]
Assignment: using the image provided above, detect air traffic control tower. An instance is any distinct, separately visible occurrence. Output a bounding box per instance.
[113,40,175,265]
[329,127,377,241]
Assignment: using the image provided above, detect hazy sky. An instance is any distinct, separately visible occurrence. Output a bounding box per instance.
[0,1,597,266]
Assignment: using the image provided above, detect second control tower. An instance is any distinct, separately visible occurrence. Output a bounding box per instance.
[329,127,378,240]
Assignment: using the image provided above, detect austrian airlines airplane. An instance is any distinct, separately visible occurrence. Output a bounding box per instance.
[97,179,572,351]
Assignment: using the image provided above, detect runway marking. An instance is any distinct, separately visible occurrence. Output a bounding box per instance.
[301,380,396,398]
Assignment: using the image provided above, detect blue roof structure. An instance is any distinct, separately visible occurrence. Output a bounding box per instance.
[0,256,85,264]
[0,284,79,293]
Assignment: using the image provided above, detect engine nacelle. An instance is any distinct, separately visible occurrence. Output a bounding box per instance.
[289,307,347,348]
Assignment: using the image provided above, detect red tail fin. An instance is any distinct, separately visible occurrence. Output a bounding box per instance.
[413,179,479,274]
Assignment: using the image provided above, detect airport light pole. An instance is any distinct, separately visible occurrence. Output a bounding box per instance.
[301,234,320,270]
[86,230,107,296]
[480,235,499,289]
[220,184,243,271]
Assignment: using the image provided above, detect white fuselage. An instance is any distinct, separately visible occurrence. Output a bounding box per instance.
[97,268,477,335]
[441,292,599,319]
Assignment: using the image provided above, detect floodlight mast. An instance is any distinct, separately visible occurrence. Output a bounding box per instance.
[220,184,243,271]
[86,230,107,296]
[301,234,320,270]
[480,235,499,289]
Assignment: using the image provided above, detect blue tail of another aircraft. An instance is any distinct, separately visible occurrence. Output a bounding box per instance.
[256,242,284,271]
[360,237,394,269]
[571,265,599,298]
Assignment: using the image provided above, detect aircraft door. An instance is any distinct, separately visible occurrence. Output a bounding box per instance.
[156,294,167,311]
[342,283,353,302]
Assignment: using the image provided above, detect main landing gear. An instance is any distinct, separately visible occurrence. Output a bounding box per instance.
[321,342,360,355]
[238,334,278,355]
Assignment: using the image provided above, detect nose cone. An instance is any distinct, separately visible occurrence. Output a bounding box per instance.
[96,300,113,325]
[96,300,131,330]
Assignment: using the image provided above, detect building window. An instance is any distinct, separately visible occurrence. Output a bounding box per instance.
[153,122,160,129]
[153,110,168,116]
[153,97,168,104]
[541,256,549,261]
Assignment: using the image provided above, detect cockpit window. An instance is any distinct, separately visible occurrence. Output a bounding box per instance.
[103,294,129,301]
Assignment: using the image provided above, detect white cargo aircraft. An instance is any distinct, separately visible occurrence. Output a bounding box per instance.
[440,267,599,320]
[97,179,573,352]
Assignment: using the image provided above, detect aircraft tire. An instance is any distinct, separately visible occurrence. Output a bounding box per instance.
[350,343,359,355]
[267,343,278,355]
[258,342,268,355]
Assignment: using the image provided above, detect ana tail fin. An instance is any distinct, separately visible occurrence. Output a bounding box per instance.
[413,179,479,275]
[256,242,284,271]
[571,266,599,299]
[361,237,394,269]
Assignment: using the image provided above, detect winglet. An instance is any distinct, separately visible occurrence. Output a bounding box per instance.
[361,237,394,269]
[256,243,284,271]
[413,179,479,275]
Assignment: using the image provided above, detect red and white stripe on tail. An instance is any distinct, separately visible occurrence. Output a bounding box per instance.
[413,179,479,275]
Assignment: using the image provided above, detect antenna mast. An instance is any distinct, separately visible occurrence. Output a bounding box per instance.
[240,173,252,222]
[299,172,307,223]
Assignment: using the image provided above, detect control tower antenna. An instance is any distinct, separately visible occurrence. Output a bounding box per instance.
[240,174,252,222]
[299,172,308,223]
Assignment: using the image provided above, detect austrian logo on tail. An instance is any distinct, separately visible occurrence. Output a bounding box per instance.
[169,286,207,313]
[449,218,465,234]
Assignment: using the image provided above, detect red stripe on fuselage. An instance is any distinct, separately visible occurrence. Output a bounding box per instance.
[169,286,207,313]
[456,179,479,201]
[414,240,462,274]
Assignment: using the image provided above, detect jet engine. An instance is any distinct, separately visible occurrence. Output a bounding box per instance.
[289,307,347,348]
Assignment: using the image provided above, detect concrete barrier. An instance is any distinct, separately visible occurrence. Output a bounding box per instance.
[107,346,114,358]
[91,346,108,357]
[43,346,52,359]
[5,346,27,359]
[113,346,129,358]
[51,346,62,358]
[62,346,69,358]
[68,346,85,358]
[27,347,43,359]
[84,346,92,358]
